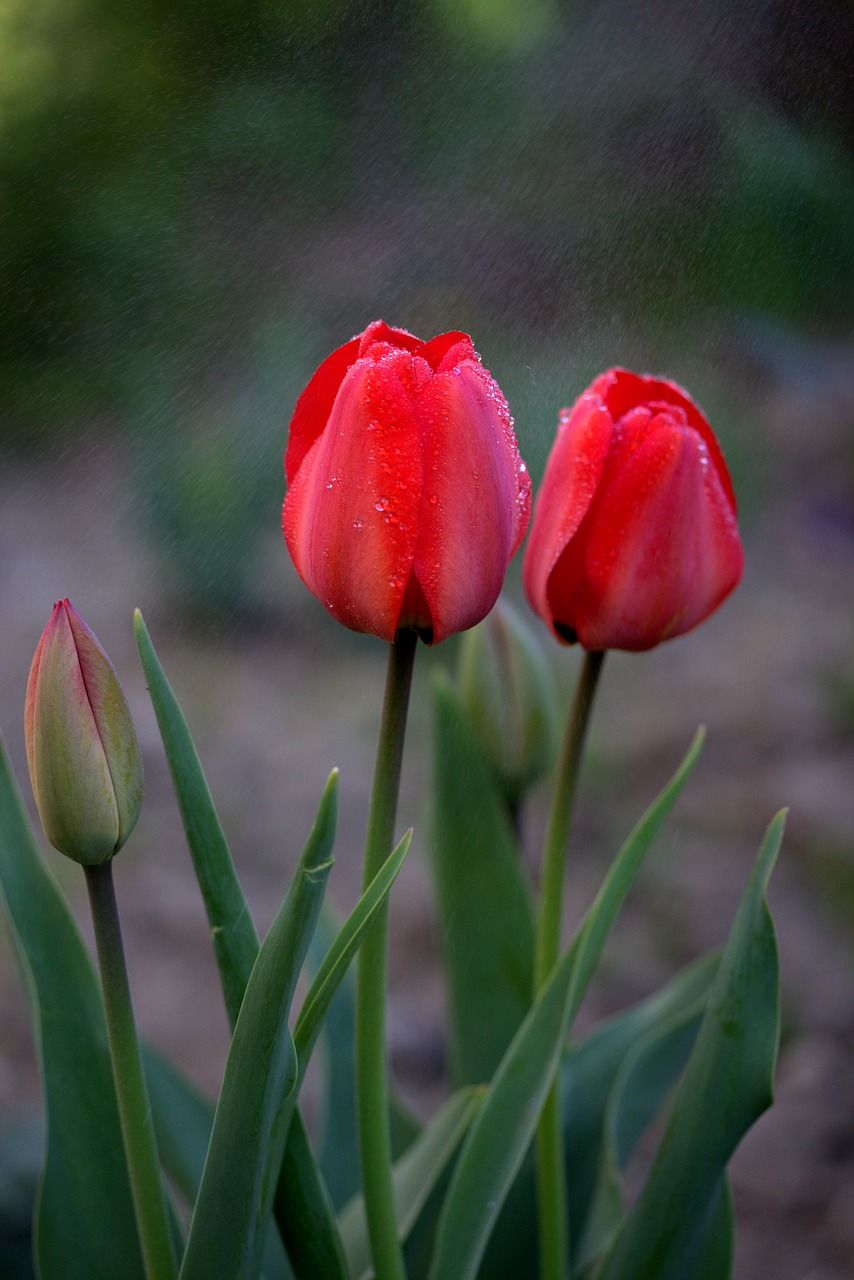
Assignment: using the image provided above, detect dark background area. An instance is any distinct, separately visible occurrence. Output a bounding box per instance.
[1,2,853,1277]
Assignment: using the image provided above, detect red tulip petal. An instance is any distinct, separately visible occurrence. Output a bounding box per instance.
[284,357,423,641]
[357,320,423,359]
[592,367,737,511]
[523,393,612,636]
[420,331,475,372]
[412,359,531,644]
[286,335,362,483]
[563,417,743,650]
[286,321,425,485]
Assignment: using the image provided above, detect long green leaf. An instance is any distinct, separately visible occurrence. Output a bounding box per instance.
[340,1088,484,1280]
[136,611,345,1273]
[0,739,145,1280]
[272,1109,347,1280]
[562,950,719,1250]
[576,996,711,1269]
[428,676,535,1085]
[179,773,337,1280]
[474,951,720,1280]
[294,831,412,1070]
[268,833,413,1280]
[593,811,784,1280]
[427,730,704,1280]
[143,1046,293,1280]
[134,609,259,1026]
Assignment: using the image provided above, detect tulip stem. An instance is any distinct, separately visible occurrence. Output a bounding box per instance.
[534,648,605,1280]
[85,861,178,1280]
[356,628,418,1280]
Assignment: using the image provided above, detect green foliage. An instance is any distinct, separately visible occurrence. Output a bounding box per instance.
[177,773,336,1280]
[426,730,705,1280]
[340,1088,483,1280]
[0,740,146,1280]
[3,0,850,455]
[134,608,259,1025]
[429,674,536,1086]
[592,812,783,1280]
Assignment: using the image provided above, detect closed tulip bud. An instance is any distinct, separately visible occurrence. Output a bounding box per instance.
[283,320,531,645]
[25,600,143,864]
[524,368,744,652]
[458,598,559,800]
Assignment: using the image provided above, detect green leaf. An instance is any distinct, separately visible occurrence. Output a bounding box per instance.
[593,811,784,1280]
[576,992,712,1268]
[134,609,259,1027]
[474,951,719,1280]
[143,1046,294,1280]
[273,1110,347,1280]
[142,1045,213,1207]
[294,831,412,1071]
[340,1088,484,1280]
[137,611,344,1275]
[427,730,705,1280]
[179,772,338,1280]
[562,950,720,1252]
[268,833,413,1279]
[0,739,146,1280]
[310,909,421,1212]
[428,675,535,1086]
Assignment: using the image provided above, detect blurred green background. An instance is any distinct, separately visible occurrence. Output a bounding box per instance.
[2,0,852,618]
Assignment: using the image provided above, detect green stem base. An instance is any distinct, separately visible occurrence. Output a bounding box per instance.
[355,629,418,1280]
[533,649,605,1280]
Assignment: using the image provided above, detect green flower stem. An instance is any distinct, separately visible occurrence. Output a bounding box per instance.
[533,649,605,1280]
[355,628,418,1280]
[84,861,178,1280]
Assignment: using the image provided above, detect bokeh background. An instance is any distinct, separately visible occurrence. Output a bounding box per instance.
[1,1,853,1277]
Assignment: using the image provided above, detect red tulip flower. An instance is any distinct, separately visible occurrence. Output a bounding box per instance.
[524,368,744,652]
[283,321,531,644]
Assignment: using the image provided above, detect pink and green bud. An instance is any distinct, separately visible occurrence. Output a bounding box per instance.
[457,597,559,801]
[25,599,143,865]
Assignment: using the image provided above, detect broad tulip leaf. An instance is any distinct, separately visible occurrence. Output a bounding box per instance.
[136,611,344,1273]
[178,772,337,1280]
[575,995,712,1269]
[564,950,718,1267]
[428,675,535,1085]
[272,1110,348,1280]
[0,739,145,1280]
[311,909,421,1211]
[474,950,720,1280]
[134,609,259,1026]
[593,811,784,1280]
[340,1087,483,1280]
[143,1045,293,1280]
[427,729,704,1280]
